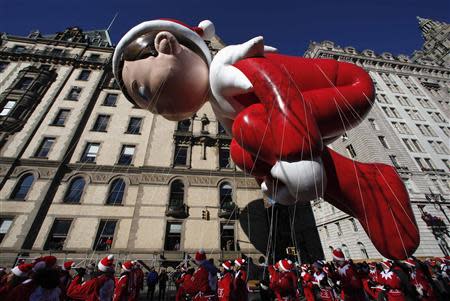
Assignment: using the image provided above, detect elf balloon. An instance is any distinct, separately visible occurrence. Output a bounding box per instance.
[113,19,420,259]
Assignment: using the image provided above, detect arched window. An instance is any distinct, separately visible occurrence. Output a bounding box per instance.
[358,242,369,259]
[106,179,125,205]
[341,244,351,259]
[11,173,34,200]
[220,182,233,209]
[177,120,191,132]
[64,177,85,203]
[169,180,184,208]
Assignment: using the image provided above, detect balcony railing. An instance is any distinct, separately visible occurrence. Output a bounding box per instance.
[166,203,189,219]
[218,202,239,219]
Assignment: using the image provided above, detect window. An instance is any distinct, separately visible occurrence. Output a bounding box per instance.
[174,145,188,166]
[107,179,125,205]
[0,218,13,243]
[126,117,142,134]
[219,147,231,169]
[324,225,330,238]
[417,98,434,109]
[80,143,99,163]
[349,218,358,232]
[35,137,55,158]
[368,118,379,131]
[117,145,135,165]
[221,223,236,251]
[220,182,234,210]
[11,173,34,200]
[389,155,400,168]
[169,180,184,208]
[415,157,436,171]
[443,159,450,171]
[403,178,416,193]
[377,94,391,104]
[12,45,26,54]
[0,101,17,116]
[218,123,227,135]
[66,87,82,101]
[89,53,101,62]
[64,177,85,203]
[396,96,412,106]
[382,107,401,118]
[44,219,72,251]
[391,122,411,134]
[424,158,436,170]
[92,114,110,132]
[77,69,91,81]
[52,109,70,126]
[416,124,436,137]
[103,93,118,106]
[346,145,357,158]
[428,112,446,123]
[378,136,389,149]
[405,109,424,121]
[177,119,191,132]
[439,126,450,137]
[15,77,33,90]
[335,222,342,236]
[165,222,182,251]
[0,61,9,73]
[429,141,450,155]
[93,220,116,251]
[342,244,351,258]
[358,242,369,259]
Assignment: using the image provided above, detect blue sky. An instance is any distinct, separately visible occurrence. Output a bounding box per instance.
[1,0,449,56]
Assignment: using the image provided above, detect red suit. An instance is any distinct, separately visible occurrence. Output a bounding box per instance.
[211,43,419,260]
[379,269,406,301]
[217,272,233,301]
[175,272,192,301]
[301,271,315,301]
[313,272,336,301]
[410,269,436,301]
[337,263,365,300]
[272,271,297,301]
[183,266,215,301]
[232,269,247,301]
[8,279,62,301]
[113,273,136,301]
[362,269,383,300]
[67,274,115,301]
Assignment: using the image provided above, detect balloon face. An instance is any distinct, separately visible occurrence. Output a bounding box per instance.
[121,31,210,121]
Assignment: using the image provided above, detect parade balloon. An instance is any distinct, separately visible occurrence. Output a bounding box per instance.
[113,19,420,260]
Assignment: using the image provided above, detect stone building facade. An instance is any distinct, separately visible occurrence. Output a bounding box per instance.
[304,18,450,261]
[0,27,269,265]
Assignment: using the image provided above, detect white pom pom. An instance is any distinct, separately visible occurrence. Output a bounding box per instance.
[107,254,114,260]
[198,20,215,40]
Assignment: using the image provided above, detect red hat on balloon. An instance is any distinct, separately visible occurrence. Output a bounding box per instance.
[332,249,345,262]
[195,250,207,264]
[12,263,33,277]
[404,258,416,268]
[222,260,232,271]
[235,258,246,267]
[278,259,294,272]
[98,255,115,272]
[122,261,134,272]
[63,261,75,271]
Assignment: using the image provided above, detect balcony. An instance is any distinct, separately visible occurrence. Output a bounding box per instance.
[218,202,239,220]
[165,203,189,219]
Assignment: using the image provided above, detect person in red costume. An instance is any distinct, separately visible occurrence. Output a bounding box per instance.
[8,256,62,301]
[182,250,218,301]
[404,258,437,301]
[300,264,316,301]
[0,263,33,299]
[113,261,136,301]
[362,262,384,300]
[378,261,407,301]
[67,254,116,301]
[270,259,297,301]
[133,262,144,300]
[232,258,248,301]
[112,18,419,260]
[217,260,234,301]
[175,266,194,301]
[331,248,365,300]
[311,261,337,301]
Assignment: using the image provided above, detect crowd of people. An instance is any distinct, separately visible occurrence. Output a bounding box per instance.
[0,248,449,300]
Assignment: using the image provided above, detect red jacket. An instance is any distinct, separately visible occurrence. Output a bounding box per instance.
[379,269,406,301]
[301,272,315,301]
[67,274,115,301]
[183,266,215,300]
[410,269,436,301]
[337,263,365,301]
[273,271,297,300]
[217,272,233,301]
[113,273,136,301]
[232,269,247,301]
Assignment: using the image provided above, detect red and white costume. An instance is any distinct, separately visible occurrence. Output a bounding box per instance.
[404,259,436,301]
[300,266,315,301]
[217,261,233,301]
[113,261,136,301]
[232,258,247,301]
[312,271,336,301]
[182,251,217,301]
[379,262,406,301]
[270,259,297,301]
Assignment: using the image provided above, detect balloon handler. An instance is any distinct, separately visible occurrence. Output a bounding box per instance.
[113,19,419,259]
